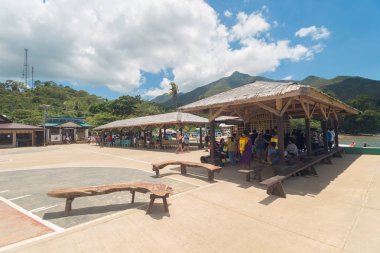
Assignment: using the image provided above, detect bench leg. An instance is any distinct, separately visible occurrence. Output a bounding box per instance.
[163,195,169,212]
[308,165,318,176]
[180,164,187,175]
[208,170,214,181]
[254,168,263,182]
[154,169,160,177]
[333,152,342,158]
[246,172,251,182]
[64,197,74,216]
[146,194,169,214]
[131,190,135,204]
[321,157,332,164]
[146,194,155,214]
[267,182,286,198]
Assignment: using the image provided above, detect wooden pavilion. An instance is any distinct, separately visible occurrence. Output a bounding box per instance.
[94,112,209,148]
[179,81,359,161]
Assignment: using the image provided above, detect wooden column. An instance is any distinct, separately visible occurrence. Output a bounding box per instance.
[321,120,328,152]
[159,128,163,149]
[143,130,147,148]
[277,116,285,160]
[210,120,216,163]
[333,119,339,149]
[276,99,285,160]
[180,127,183,135]
[32,131,35,147]
[199,126,203,148]
[305,118,312,156]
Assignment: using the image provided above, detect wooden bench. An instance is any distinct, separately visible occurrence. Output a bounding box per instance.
[152,160,222,181]
[238,165,267,182]
[47,182,173,216]
[260,148,343,198]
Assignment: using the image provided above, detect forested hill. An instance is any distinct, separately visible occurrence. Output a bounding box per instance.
[151,71,274,107]
[152,71,380,107]
[0,80,165,127]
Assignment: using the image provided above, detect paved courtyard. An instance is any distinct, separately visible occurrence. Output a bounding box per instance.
[1,144,380,252]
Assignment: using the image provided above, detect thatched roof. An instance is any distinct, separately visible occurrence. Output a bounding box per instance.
[180,81,359,117]
[94,112,208,131]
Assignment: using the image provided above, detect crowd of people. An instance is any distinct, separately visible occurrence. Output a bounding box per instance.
[205,127,337,168]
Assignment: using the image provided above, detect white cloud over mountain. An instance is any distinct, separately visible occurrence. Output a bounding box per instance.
[0,0,327,97]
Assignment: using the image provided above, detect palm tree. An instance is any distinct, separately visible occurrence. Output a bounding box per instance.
[168,82,179,108]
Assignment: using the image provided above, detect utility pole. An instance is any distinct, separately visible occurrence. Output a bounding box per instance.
[22,49,28,86]
[40,104,51,146]
[31,66,34,89]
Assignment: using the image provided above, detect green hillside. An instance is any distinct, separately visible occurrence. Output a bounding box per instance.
[154,71,274,107]
[0,80,165,127]
[317,76,380,101]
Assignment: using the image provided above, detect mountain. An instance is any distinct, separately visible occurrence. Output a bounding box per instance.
[152,71,275,107]
[304,76,380,102]
[152,72,380,106]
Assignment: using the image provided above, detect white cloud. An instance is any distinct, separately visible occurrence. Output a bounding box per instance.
[0,0,326,96]
[230,12,270,40]
[224,10,232,17]
[295,26,330,40]
[144,78,171,97]
[282,75,293,80]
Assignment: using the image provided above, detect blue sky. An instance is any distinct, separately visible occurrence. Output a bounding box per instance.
[1,0,379,99]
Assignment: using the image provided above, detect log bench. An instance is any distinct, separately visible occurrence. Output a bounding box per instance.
[260,148,343,198]
[152,160,222,181]
[47,182,173,216]
[238,165,267,182]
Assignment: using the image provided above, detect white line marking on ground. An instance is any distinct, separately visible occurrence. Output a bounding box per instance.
[0,196,63,232]
[8,195,31,201]
[0,190,9,193]
[30,205,58,213]
[77,148,151,164]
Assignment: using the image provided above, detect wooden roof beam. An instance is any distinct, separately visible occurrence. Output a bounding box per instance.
[209,106,227,121]
[256,102,281,116]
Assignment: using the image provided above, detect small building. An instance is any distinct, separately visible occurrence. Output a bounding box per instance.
[0,115,44,148]
[44,116,91,144]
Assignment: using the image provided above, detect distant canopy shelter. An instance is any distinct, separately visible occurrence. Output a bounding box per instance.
[0,115,44,148]
[179,81,359,160]
[44,116,92,144]
[94,112,209,148]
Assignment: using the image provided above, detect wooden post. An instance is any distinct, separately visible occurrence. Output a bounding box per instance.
[180,127,183,135]
[210,120,216,163]
[159,128,163,149]
[276,99,284,160]
[143,130,147,148]
[305,118,312,156]
[333,119,339,149]
[321,120,328,152]
[277,115,285,160]
[199,126,203,148]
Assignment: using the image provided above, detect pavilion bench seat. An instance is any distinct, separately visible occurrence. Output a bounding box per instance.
[260,148,343,198]
[152,160,222,181]
[47,182,172,216]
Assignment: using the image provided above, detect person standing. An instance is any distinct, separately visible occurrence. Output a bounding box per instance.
[227,135,236,165]
[240,130,252,169]
[254,132,265,163]
[175,133,183,153]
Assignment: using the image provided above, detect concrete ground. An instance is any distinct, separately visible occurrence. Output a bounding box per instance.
[0,144,380,253]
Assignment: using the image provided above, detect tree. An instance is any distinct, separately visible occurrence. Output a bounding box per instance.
[168,82,179,108]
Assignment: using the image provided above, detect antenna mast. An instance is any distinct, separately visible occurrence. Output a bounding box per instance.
[31,66,34,89]
[22,48,29,86]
